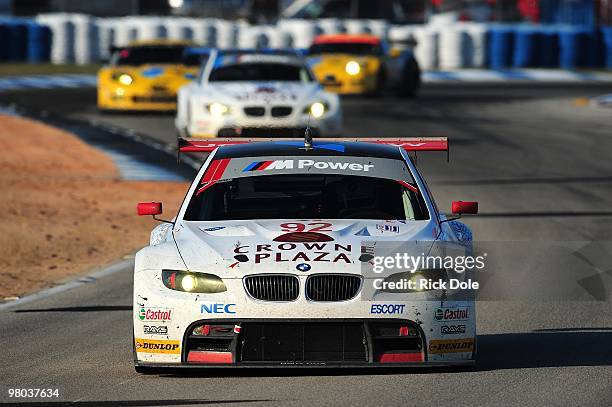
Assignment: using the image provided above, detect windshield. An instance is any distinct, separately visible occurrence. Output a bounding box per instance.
[209,63,313,82]
[308,42,382,56]
[111,46,195,66]
[184,174,428,221]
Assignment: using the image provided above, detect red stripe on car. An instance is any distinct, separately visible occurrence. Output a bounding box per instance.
[397,180,419,194]
[257,160,273,170]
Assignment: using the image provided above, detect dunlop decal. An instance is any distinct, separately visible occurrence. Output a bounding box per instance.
[135,338,180,354]
[428,338,474,354]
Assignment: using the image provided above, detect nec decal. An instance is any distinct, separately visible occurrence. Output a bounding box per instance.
[200,303,236,314]
[243,160,373,172]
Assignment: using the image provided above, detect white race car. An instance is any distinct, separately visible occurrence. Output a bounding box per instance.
[133,136,478,371]
[175,50,342,138]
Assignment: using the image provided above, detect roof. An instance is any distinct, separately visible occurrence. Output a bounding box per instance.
[312,34,381,45]
[213,141,404,160]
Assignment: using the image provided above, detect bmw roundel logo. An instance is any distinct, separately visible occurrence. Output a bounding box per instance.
[296,263,311,272]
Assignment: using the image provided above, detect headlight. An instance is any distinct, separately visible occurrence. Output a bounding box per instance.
[345,60,361,76]
[380,269,448,293]
[304,102,328,118]
[208,102,230,117]
[116,73,133,85]
[162,270,227,293]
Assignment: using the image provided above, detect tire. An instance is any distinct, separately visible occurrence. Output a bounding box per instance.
[366,69,386,98]
[398,58,421,98]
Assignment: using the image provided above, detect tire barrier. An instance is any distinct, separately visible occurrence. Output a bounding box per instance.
[513,27,539,67]
[0,14,610,70]
[604,27,612,69]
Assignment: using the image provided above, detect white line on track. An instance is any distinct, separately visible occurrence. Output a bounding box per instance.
[0,258,133,311]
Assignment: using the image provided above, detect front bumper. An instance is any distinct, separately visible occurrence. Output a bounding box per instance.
[319,74,378,95]
[186,108,342,138]
[134,267,476,368]
[135,318,476,368]
[97,87,177,111]
[135,360,476,369]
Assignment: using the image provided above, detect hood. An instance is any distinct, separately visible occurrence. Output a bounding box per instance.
[104,64,196,81]
[173,219,435,277]
[205,82,321,104]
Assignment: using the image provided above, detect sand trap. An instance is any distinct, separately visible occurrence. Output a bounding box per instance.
[0,114,188,298]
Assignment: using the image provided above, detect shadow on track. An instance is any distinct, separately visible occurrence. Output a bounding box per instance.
[476,329,612,370]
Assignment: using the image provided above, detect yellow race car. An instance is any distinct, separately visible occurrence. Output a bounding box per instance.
[306,34,420,97]
[97,40,201,111]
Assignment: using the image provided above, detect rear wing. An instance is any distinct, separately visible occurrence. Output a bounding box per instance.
[178,137,449,161]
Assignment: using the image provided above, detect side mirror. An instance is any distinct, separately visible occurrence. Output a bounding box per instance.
[138,202,173,224]
[137,202,162,216]
[451,201,478,215]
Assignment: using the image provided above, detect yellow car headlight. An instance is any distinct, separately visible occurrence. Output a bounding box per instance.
[208,102,230,117]
[116,73,133,86]
[162,270,227,293]
[345,60,361,76]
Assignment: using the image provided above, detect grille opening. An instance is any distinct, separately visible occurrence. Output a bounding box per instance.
[306,274,362,302]
[243,106,266,117]
[370,322,423,362]
[239,322,367,363]
[244,274,299,302]
[271,106,292,117]
[189,338,233,352]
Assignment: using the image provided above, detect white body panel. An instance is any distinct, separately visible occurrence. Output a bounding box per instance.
[133,146,476,367]
[175,52,343,138]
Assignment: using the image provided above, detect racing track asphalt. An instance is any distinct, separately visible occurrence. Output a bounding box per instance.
[1,83,612,406]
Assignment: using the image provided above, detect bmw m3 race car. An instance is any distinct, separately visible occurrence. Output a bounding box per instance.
[175,50,342,138]
[133,136,478,371]
[97,40,200,111]
[307,34,421,97]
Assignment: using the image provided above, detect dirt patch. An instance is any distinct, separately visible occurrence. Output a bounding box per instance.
[0,114,189,298]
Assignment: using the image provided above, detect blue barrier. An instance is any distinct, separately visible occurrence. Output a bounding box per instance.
[537,27,559,67]
[0,23,7,61]
[6,21,28,61]
[559,26,602,69]
[0,16,610,70]
[579,27,600,67]
[513,27,539,67]
[27,23,52,62]
[603,26,612,69]
[488,26,514,69]
[559,27,583,68]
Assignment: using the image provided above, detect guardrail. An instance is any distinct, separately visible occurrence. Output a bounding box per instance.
[1,14,611,70]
